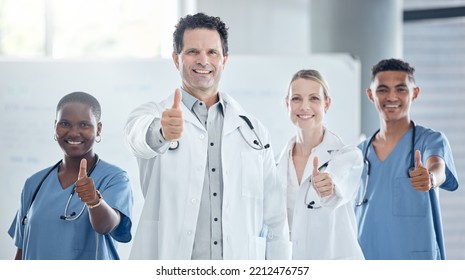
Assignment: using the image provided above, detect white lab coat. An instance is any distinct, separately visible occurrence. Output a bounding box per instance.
[276,129,364,259]
[125,92,291,260]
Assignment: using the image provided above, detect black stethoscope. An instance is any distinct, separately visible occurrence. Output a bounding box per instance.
[21,155,100,224]
[305,162,329,209]
[168,115,270,151]
[356,121,416,206]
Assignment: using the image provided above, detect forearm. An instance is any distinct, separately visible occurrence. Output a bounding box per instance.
[88,200,121,234]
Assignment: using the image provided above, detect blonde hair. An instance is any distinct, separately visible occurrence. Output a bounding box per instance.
[288,69,330,99]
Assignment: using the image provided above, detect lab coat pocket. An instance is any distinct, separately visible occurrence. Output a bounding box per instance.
[241,152,264,199]
[392,177,428,217]
[248,235,266,259]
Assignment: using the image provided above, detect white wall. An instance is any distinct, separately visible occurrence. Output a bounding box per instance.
[0,54,360,259]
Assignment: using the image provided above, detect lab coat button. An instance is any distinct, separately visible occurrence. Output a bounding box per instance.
[191,198,197,204]
[187,231,192,235]
[199,134,205,139]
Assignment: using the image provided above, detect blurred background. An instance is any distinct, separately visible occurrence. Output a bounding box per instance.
[0,0,464,259]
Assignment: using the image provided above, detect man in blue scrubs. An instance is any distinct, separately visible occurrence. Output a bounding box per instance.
[355,58,459,259]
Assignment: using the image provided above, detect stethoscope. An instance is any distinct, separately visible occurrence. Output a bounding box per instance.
[21,155,100,224]
[168,115,270,151]
[304,162,329,209]
[356,121,416,206]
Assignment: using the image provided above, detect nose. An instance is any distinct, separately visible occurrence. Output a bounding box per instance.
[301,99,311,110]
[196,52,209,66]
[68,124,82,136]
[386,89,398,100]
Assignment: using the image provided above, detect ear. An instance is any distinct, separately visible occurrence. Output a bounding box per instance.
[412,86,420,101]
[97,122,102,136]
[172,52,180,69]
[324,96,332,113]
[366,88,374,103]
[222,52,229,69]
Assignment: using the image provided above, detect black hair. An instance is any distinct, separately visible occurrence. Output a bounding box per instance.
[173,12,229,55]
[56,91,101,121]
[371,58,416,83]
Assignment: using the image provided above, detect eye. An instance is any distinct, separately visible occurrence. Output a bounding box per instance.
[310,96,320,102]
[208,50,219,56]
[290,96,301,102]
[185,49,198,55]
[376,88,388,94]
[79,122,91,128]
[58,121,70,128]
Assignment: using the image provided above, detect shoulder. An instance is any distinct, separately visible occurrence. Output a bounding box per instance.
[223,92,267,130]
[324,129,345,147]
[22,163,59,194]
[93,160,130,181]
[26,163,59,183]
[415,124,445,138]
[415,124,450,146]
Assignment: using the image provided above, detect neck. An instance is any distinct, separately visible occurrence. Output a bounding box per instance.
[61,152,97,172]
[378,118,412,140]
[183,86,219,109]
[293,126,324,157]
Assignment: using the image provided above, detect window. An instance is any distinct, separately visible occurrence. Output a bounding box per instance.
[404,0,465,259]
[0,0,177,58]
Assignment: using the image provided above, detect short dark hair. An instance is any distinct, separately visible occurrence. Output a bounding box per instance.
[371,58,416,83]
[56,91,101,121]
[173,12,229,55]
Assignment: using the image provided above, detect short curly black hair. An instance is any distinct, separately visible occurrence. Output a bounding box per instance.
[56,91,101,121]
[173,12,229,55]
[371,58,416,83]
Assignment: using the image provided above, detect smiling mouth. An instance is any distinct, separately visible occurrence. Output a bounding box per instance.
[193,69,212,74]
[384,104,400,108]
[66,140,84,145]
[297,114,315,119]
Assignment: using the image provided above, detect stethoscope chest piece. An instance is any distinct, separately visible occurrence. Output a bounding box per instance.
[169,141,179,150]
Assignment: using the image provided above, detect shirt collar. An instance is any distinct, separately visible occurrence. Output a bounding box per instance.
[180,87,225,114]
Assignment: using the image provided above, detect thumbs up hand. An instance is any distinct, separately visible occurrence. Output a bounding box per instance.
[160,89,184,141]
[75,158,98,205]
[311,156,334,198]
[409,150,431,192]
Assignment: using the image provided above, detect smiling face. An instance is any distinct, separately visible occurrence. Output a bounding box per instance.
[172,28,228,100]
[54,101,101,159]
[367,70,419,124]
[286,77,331,131]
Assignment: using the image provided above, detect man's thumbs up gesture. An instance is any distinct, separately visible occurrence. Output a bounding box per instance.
[161,89,184,141]
[75,158,98,206]
[312,156,334,198]
[409,150,433,192]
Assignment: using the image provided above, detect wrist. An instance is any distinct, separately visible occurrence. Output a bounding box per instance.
[86,190,102,209]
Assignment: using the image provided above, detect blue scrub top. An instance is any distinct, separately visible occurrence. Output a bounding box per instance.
[355,124,459,260]
[8,160,133,260]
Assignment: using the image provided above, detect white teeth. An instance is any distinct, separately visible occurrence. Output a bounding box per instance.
[385,104,400,108]
[67,141,82,145]
[194,70,210,74]
[298,114,314,119]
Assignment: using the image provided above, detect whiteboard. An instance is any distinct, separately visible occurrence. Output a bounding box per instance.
[0,54,360,259]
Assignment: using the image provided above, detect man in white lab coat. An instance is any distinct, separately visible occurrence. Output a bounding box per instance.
[125,12,291,260]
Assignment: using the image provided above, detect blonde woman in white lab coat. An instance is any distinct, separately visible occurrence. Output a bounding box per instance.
[276,69,365,260]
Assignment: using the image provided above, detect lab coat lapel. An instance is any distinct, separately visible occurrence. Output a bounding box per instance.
[222,93,248,136]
